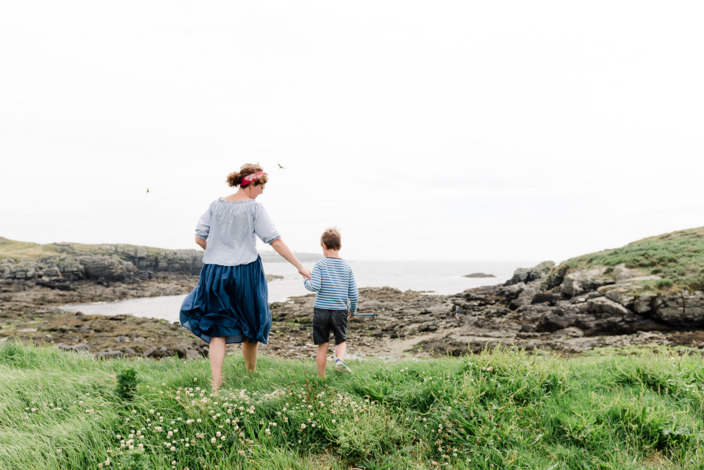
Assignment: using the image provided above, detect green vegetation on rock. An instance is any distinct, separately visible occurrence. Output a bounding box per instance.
[0,237,169,261]
[2,342,704,469]
[561,227,704,292]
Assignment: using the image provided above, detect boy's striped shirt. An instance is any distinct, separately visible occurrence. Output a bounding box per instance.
[303,257,358,313]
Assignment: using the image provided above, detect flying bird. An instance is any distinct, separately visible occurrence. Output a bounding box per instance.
[277,163,285,169]
[146,187,150,193]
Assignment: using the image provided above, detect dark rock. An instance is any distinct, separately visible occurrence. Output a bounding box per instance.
[543,264,569,289]
[505,261,555,286]
[419,323,438,332]
[535,313,572,333]
[97,350,124,359]
[510,285,538,310]
[634,293,657,314]
[653,291,704,326]
[77,255,138,282]
[531,291,560,305]
[186,349,202,360]
[586,297,631,317]
[561,267,615,298]
[499,283,525,301]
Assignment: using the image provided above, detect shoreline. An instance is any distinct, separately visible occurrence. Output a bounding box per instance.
[4,268,704,361]
[0,275,465,360]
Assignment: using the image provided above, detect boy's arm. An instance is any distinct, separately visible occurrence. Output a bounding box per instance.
[303,264,322,292]
[348,269,359,314]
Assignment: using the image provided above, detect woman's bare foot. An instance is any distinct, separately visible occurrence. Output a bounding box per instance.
[211,376,223,391]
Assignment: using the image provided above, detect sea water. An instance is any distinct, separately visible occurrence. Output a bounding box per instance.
[58,260,537,323]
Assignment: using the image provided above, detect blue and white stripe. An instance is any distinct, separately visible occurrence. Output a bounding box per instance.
[303,258,359,314]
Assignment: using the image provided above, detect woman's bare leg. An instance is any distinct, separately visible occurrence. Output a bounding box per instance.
[209,337,226,390]
[242,340,258,372]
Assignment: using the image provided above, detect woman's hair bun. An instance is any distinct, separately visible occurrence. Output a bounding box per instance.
[226,171,242,187]
[226,163,264,187]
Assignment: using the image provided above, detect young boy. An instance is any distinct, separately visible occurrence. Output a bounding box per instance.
[303,228,359,377]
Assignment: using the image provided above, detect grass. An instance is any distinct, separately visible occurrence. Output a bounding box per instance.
[560,227,704,293]
[0,238,64,261]
[0,237,180,262]
[2,343,704,469]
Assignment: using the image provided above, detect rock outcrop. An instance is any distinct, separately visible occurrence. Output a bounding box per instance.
[0,243,203,286]
[439,261,704,355]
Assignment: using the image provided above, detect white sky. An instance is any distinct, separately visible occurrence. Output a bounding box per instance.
[1,1,703,262]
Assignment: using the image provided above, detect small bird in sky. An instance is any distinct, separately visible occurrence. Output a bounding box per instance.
[146,187,150,193]
[277,163,285,169]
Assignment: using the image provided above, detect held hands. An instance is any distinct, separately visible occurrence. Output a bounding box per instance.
[298,267,312,279]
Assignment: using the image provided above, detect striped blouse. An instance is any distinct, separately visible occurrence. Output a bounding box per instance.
[303,257,359,314]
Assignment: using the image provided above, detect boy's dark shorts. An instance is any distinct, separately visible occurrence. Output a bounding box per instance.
[312,308,348,345]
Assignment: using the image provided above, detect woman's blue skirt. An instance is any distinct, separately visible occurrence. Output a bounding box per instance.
[179,258,271,344]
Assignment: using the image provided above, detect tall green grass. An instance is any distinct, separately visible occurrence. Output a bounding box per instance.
[2,342,704,469]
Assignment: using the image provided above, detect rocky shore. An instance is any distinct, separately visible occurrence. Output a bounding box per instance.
[3,256,704,361]
[3,238,704,359]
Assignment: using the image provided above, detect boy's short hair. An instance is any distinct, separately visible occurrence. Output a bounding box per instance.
[321,228,341,251]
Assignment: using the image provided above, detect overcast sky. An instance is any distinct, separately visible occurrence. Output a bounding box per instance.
[1,1,703,262]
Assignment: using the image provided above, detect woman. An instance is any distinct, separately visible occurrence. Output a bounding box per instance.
[180,163,311,389]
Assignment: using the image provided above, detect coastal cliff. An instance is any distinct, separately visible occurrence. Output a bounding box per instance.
[0,238,203,284]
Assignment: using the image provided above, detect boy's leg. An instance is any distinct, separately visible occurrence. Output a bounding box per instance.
[316,343,329,377]
[332,310,352,373]
[335,340,347,362]
[313,308,332,377]
[209,337,226,390]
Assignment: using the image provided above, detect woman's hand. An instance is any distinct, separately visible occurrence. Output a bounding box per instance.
[299,267,311,279]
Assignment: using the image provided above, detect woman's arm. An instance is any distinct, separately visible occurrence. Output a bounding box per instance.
[270,238,311,279]
[195,236,207,250]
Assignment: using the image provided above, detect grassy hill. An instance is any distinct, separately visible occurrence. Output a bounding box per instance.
[560,227,704,292]
[0,237,66,260]
[1,342,703,469]
[0,237,170,260]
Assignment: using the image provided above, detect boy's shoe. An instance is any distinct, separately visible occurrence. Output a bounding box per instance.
[335,359,352,374]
